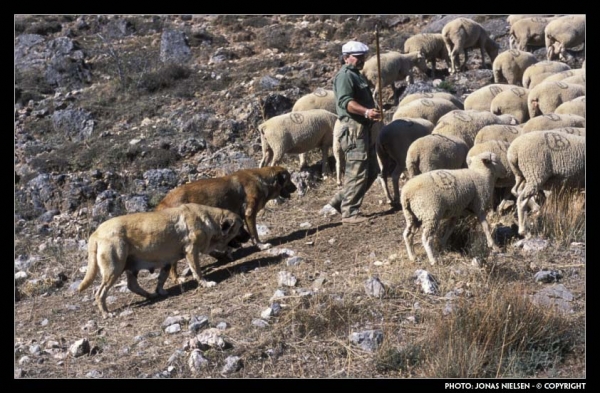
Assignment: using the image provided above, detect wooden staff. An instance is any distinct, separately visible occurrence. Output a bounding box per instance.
[375,24,384,123]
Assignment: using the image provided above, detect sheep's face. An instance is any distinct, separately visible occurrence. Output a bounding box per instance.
[467,152,508,179]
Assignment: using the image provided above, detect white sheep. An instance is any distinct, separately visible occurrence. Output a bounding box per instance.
[489,87,530,124]
[560,73,586,87]
[506,15,554,26]
[527,81,586,119]
[391,97,459,125]
[258,109,338,175]
[521,113,586,133]
[474,124,522,145]
[398,91,464,109]
[403,33,450,79]
[545,15,586,61]
[292,88,336,114]
[362,51,428,106]
[432,109,518,148]
[554,96,585,118]
[492,49,538,86]
[507,130,585,235]
[467,140,516,211]
[441,17,500,74]
[464,84,520,112]
[540,68,585,84]
[405,133,469,179]
[522,60,571,89]
[332,120,382,186]
[401,151,507,265]
[375,118,434,205]
[509,16,558,51]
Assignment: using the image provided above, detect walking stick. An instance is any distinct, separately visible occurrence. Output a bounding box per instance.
[375,24,384,124]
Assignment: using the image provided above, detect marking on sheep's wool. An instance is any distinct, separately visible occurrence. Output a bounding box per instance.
[509,49,521,57]
[503,125,520,134]
[313,88,328,97]
[555,81,569,89]
[453,111,472,122]
[531,17,547,23]
[494,140,508,152]
[561,128,581,136]
[421,99,434,107]
[544,132,571,151]
[510,88,527,97]
[561,71,574,77]
[290,113,305,124]
[489,86,504,97]
[544,113,561,121]
[431,170,457,189]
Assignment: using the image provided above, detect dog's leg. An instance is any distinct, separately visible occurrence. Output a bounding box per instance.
[96,272,121,318]
[245,199,272,251]
[186,246,216,288]
[154,266,170,296]
[125,270,155,298]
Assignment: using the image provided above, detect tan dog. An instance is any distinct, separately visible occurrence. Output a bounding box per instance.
[78,204,246,318]
[156,166,297,282]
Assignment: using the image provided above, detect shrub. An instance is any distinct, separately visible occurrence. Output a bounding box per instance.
[138,63,192,93]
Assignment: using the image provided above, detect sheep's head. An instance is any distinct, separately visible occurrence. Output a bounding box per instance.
[467,152,508,179]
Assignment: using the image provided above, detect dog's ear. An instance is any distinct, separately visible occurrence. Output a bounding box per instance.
[276,170,289,187]
[220,218,235,236]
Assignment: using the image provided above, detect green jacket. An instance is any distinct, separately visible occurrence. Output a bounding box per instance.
[332,64,376,125]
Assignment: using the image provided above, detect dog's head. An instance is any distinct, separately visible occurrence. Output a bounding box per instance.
[270,166,297,199]
[228,225,251,248]
[212,211,247,251]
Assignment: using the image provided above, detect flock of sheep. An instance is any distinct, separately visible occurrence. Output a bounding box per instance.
[257,15,585,265]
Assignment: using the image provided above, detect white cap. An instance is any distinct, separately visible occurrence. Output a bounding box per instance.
[342,41,369,55]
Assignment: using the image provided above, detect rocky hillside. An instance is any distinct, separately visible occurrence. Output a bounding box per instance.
[14,15,585,379]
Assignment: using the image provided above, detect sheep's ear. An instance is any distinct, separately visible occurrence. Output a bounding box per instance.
[466,156,472,166]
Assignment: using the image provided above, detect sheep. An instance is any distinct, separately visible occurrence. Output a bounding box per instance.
[432,109,518,148]
[333,120,382,186]
[375,118,434,205]
[560,73,586,87]
[401,151,507,265]
[554,96,585,118]
[362,51,428,106]
[526,70,563,90]
[391,97,459,125]
[258,109,337,175]
[506,15,555,26]
[509,16,558,51]
[441,17,500,74]
[474,124,522,145]
[405,133,469,179]
[398,91,464,109]
[489,87,530,124]
[540,68,585,84]
[521,113,586,133]
[464,84,520,112]
[492,49,538,86]
[467,140,516,211]
[527,81,586,119]
[403,33,450,79]
[545,15,586,61]
[522,60,571,89]
[292,88,336,114]
[507,130,585,235]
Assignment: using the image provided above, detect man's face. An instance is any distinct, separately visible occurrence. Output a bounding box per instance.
[346,53,366,70]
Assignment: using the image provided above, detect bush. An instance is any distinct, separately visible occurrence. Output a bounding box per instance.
[138,63,192,93]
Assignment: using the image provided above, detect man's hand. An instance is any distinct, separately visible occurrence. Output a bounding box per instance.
[367,108,382,121]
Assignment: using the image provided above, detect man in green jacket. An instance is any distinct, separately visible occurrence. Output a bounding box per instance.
[320,41,382,224]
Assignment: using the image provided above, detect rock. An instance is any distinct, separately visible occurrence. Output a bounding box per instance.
[349,330,384,352]
[188,349,209,373]
[364,276,385,298]
[69,338,90,357]
[277,271,297,287]
[221,355,242,374]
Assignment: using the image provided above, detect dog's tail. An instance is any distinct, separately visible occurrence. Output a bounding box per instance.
[78,234,99,292]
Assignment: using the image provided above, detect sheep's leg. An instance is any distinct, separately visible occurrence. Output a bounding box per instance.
[461,47,469,71]
[477,212,500,252]
[516,185,537,236]
[480,43,487,68]
[299,153,307,170]
[390,163,403,206]
[421,223,438,265]
[403,217,418,261]
[259,146,273,168]
[320,145,330,176]
[430,58,436,79]
[439,217,457,248]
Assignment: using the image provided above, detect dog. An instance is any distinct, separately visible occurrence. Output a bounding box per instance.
[78,204,246,318]
[156,166,297,282]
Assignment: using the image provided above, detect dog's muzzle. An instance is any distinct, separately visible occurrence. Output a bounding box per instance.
[280,182,297,198]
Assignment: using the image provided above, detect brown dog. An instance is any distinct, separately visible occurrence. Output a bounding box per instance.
[78,204,246,317]
[156,166,297,281]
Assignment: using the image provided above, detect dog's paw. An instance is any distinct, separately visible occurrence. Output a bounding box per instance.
[257,242,272,251]
[157,288,168,296]
[199,280,217,288]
